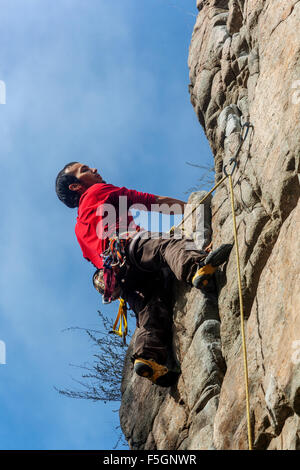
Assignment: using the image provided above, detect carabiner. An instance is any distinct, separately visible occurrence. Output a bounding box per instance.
[241,121,252,142]
[223,158,237,177]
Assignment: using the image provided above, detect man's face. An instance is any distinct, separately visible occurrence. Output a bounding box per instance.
[65,163,106,189]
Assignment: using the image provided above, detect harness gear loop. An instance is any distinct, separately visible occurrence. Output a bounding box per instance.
[110,298,128,345]
[96,233,134,344]
[100,232,135,303]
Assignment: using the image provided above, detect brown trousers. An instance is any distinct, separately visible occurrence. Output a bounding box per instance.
[122,233,207,365]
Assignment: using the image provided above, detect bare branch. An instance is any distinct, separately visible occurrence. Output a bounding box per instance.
[56,311,129,402]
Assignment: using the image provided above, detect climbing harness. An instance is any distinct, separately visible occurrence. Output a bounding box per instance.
[93,233,135,345]
[92,229,168,346]
[173,122,254,450]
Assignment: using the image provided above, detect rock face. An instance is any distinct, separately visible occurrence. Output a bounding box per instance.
[119,0,300,450]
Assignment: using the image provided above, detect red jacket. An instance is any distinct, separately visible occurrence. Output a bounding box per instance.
[75,183,157,269]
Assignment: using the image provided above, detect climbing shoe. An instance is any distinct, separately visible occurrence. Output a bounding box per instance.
[192,243,233,289]
[134,358,180,387]
[204,243,233,267]
[192,264,216,289]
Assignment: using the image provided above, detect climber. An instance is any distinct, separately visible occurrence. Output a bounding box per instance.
[55,162,232,387]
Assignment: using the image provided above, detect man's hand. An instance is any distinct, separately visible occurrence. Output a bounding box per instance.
[204,241,213,253]
[154,195,186,214]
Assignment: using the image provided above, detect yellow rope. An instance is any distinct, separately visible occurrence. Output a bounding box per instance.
[228,174,253,450]
[171,168,253,449]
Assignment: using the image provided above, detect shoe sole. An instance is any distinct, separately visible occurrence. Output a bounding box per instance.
[192,264,216,289]
[134,361,180,387]
[193,273,212,289]
[134,362,153,378]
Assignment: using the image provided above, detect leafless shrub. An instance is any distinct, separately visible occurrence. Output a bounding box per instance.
[55,311,130,402]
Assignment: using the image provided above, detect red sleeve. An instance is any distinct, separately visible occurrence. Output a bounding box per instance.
[81,183,157,211]
[75,222,104,269]
[115,187,157,210]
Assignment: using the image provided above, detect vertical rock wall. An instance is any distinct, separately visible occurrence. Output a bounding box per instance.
[120,0,300,450]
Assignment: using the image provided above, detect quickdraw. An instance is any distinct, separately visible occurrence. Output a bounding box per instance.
[93,267,128,345]
[93,233,134,345]
[109,298,128,346]
[100,235,129,303]
[102,236,128,269]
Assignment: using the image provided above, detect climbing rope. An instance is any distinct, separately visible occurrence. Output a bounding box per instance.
[171,174,228,234]
[172,122,253,449]
[228,172,253,450]
[222,123,253,449]
[172,122,252,234]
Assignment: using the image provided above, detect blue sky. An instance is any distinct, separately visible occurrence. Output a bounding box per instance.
[0,0,212,450]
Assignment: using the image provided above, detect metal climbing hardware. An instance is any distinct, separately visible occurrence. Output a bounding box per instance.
[99,233,131,303]
[223,121,252,177]
[93,233,133,345]
[223,157,237,177]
